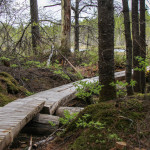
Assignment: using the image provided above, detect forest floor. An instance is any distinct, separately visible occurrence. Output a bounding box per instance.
[7,95,150,150]
[1,52,143,150]
[37,95,150,150]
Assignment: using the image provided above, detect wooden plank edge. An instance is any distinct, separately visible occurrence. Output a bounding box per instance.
[0,101,45,150]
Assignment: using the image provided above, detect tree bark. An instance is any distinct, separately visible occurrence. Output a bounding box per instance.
[132,0,141,92]
[30,0,40,55]
[98,0,116,101]
[122,0,133,95]
[140,0,146,93]
[60,0,71,57]
[74,0,79,52]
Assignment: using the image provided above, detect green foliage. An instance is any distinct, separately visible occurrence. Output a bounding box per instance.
[80,48,98,67]
[59,110,79,125]
[48,121,56,127]
[50,60,70,80]
[76,114,105,130]
[110,80,128,97]
[134,56,149,71]
[75,72,84,80]
[25,91,34,96]
[24,60,46,68]
[0,56,10,61]
[73,80,103,101]
[110,80,136,98]
[108,133,122,141]
[130,79,137,88]
[10,64,18,68]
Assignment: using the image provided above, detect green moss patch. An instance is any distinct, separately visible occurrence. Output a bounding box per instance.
[0,93,15,106]
[0,72,28,106]
[62,99,147,150]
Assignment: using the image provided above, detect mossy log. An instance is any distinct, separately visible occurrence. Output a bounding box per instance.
[23,114,60,135]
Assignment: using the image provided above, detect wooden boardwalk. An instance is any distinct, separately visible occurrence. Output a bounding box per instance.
[0,70,125,150]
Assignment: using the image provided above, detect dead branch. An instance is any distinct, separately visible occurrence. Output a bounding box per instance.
[12,22,31,53]
[28,135,33,150]
[33,128,64,149]
[44,3,61,8]
[57,49,81,75]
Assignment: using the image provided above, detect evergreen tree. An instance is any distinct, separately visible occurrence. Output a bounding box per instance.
[98,0,116,101]
[122,0,133,95]
[132,0,141,92]
[140,0,146,93]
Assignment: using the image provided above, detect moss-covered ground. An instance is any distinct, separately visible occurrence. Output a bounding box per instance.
[0,72,27,106]
[42,95,150,150]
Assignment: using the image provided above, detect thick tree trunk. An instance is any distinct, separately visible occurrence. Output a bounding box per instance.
[122,0,133,95]
[61,0,71,57]
[140,0,146,93]
[74,0,79,52]
[98,0,116,101]
[30,0,40,55]
[132,0,141,92]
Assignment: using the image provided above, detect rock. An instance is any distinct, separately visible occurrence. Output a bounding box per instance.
[116,142,127,150]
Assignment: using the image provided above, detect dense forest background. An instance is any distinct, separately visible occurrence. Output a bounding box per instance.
[1,1,150,55]
[1,1,150,150]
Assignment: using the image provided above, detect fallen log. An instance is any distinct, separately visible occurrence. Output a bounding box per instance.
[22,114,60,135]
[56,107,84,117]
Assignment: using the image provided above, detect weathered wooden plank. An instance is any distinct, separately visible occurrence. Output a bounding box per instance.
[40,70,126,115]
[0,100,45,150]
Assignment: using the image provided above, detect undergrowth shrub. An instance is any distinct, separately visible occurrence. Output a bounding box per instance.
[73,80,103,104]
[59,110,79,125]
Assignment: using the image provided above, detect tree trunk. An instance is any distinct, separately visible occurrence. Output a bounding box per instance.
[86,27,90,49]
[30,0,40,55]
[74,0,79,52]
[122,0,133,95]
[140,0,146,93]
[61,0,71,57]
[132,0,141,92]
[98,0,116,101]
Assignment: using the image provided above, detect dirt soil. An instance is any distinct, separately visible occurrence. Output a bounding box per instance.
[0,65,71,93]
